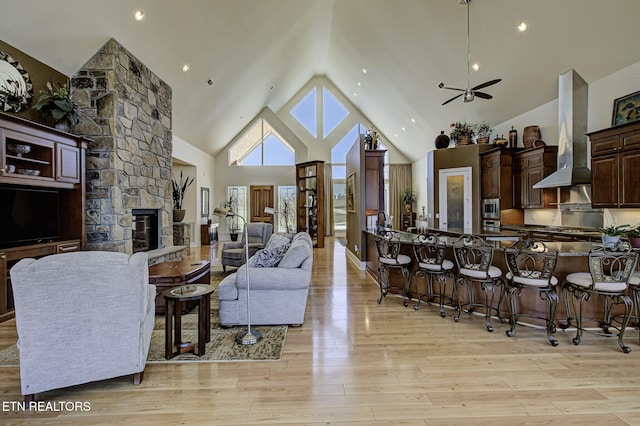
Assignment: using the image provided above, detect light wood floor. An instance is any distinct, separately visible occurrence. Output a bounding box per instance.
[2,237,640,425]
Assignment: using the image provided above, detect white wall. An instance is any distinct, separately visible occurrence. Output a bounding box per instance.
[172,134,216,246]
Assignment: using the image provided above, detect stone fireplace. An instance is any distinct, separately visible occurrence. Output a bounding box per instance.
[71,38,174,254]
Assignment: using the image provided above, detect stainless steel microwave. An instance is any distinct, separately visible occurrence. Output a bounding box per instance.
[481,198,500,219]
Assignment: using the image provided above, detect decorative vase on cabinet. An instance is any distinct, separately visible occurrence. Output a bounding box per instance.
[435,131,450,149]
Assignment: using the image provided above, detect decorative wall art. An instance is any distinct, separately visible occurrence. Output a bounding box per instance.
[346,172,356,213]
[201,187,210,217]
[0,51,33,112]
[612,90,640,126]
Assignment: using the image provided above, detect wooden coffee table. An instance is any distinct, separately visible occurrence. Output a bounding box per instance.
[149,259,211,314]
[163,284,215,359]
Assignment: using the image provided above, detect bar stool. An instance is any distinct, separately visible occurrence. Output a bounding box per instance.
[562,242,638,353]
[624,268,640,343]
[374,230,412,306]
[503,239,560,346]
[452,234,505,332]
[412,233,455,317]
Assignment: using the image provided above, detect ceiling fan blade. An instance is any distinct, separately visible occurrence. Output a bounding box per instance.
[472,78,501,91]
[473,91,493,99]
[442,93,464,105]
[442,86,466,92]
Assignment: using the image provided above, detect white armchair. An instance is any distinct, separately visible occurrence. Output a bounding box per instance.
[10,251,156,401]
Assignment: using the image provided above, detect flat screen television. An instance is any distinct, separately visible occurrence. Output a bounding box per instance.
[0,186,60,249]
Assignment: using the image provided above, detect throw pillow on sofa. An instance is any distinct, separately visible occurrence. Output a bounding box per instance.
[265,233,292,251]
[248,243,290,268]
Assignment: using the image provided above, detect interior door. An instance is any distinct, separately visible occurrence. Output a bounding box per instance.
[438,167,472,230]
[250,185,274,224]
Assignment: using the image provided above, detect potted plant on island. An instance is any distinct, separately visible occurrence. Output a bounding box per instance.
[172,171,194,223]
[450,121,475,146]
[624,225,640,248]
[598,224,629,246]
[401,188,416,213]
[474,121,493,144]
[32,82,81,132]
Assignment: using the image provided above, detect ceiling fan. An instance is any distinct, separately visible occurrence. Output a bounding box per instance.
[438,0,501,106]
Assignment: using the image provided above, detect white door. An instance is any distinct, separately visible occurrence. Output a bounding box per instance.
[438,167,472,231]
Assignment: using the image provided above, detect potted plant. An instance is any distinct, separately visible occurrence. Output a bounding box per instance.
[474,121,493,144]
[171,171,194,223]
[32,82,80,131]
[450,121,475,145]
[401,188,416,213]
[624,225,640,248]
[221,195,241,240]
[598,224,629,246]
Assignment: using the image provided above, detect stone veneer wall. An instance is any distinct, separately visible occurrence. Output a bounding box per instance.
[71,38,173,253]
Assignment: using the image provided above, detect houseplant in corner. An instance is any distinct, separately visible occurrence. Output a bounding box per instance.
[401,188,416,213]
[32,82,80,132]
[172,171,194,223]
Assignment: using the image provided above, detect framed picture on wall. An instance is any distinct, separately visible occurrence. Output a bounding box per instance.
[346,172,356,213]
[612,90,640,126]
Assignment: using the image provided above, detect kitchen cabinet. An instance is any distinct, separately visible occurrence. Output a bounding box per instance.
[513,146,558,208]
[480,148,519,207]
[296,160,325,248]
[588,121,640,208]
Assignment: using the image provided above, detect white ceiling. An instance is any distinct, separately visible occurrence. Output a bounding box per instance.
[2,0,640,162]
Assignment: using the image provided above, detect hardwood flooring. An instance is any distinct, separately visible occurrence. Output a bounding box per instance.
[2,238,640,424]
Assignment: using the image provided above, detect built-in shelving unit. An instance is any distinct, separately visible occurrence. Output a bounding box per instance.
[296,160,324,248]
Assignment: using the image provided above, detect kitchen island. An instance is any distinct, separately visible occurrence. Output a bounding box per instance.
[364,227,615,330]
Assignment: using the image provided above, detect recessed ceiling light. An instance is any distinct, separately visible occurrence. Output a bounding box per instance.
[182,64,190,72]
[401,127,406,132]
[357,82,362,87]
[394,134,398,138]
[472,63,480,71]
[134,10,145,21]
[517,22,528,32]
[362,68,367,74]
[353,92,358,97]
[410,118,416,124]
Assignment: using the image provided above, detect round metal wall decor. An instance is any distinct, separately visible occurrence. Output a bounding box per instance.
[0,51,33,112]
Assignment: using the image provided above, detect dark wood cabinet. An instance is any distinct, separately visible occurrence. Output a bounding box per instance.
[401,213,416,231]
[589,121,640,208]
[0,112,87,322]
[364,150,385,215]
[512,146,558,208]
[296,160,325,248]
[480,148,519,208]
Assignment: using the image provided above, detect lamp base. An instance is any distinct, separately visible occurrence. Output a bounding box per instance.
[236,329,262,345]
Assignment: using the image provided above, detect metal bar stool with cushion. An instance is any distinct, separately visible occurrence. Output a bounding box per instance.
[504,239,560,346]
[452,234,505,332]
[628,269,640,342]
[562,242,638,353]
[375,230,412,306]
[412,233,455,317]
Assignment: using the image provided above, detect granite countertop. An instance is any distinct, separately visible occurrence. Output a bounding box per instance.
[500,224,601,239]
[364,227,597,256]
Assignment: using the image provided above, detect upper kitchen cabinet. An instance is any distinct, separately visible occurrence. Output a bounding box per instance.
[513,146,558,209]
[480,148,520,207]
[588,121,640,208]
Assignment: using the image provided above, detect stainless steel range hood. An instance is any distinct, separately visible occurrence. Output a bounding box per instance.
[533,69,590,189]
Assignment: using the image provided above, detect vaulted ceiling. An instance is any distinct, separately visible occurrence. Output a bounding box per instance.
[2,0,640,162]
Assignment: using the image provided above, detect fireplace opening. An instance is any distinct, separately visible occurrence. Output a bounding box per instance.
[132,209,161,253]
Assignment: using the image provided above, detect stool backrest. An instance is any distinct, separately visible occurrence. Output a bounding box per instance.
[452,234,494,278]
[588,242,638,289]
[375,230,403,264]
[413,233,446,267]
[504,239,558,284]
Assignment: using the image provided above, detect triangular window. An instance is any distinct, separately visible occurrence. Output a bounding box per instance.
[323,87,349,138]
[290,88,317,137]
[229,118,294,166]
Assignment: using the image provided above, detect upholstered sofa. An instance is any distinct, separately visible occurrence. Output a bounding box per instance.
[217,232,313,326]
[221,222,273,271]
[10,251,156,400]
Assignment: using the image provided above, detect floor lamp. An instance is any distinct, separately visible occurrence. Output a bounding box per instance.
[212,207,262,345]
